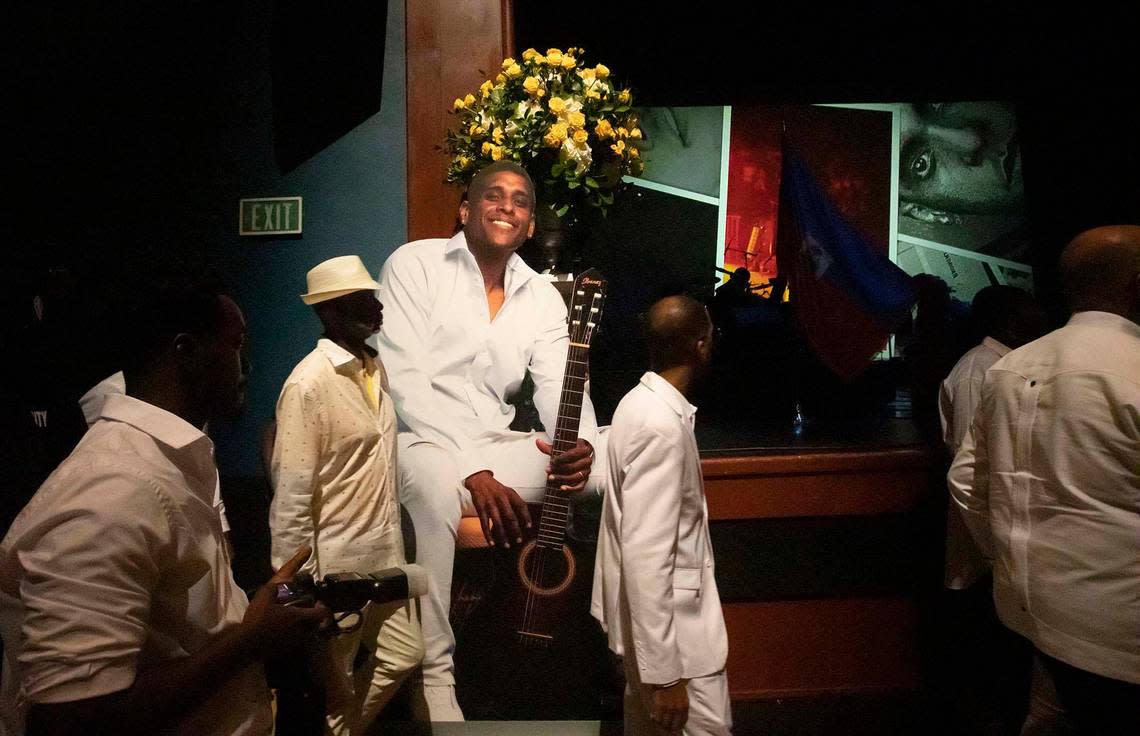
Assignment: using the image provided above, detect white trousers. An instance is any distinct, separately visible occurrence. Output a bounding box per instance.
[323,598,424,735]
[623,653,733,736]
[397,429,607,686]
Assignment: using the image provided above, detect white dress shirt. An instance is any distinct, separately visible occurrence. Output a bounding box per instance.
[592,372,728,685]
[78,371,230,534]
[0,394,272,736]
[376,232,598,482]
[939,336,1011,589]
[270,340,403,575]
[949,311,1140,684]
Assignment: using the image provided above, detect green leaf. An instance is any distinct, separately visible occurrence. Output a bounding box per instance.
[551,162,565,177]
[568,180,580,189]
[556,204,570,217]
[585,177,599,189]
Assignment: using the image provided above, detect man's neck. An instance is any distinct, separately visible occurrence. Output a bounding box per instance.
[465,235,512,290]
[656,365,696,400]
[127,369,206,429]
[323,332,369,361]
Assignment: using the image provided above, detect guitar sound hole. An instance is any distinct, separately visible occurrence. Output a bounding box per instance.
[516,541,576,597]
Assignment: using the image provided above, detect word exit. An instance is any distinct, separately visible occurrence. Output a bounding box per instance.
[240,197,303,235]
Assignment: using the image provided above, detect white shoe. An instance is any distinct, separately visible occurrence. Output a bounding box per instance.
[423,684,464,722]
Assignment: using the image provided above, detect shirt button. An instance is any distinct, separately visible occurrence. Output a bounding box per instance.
[1029,380,1036,387]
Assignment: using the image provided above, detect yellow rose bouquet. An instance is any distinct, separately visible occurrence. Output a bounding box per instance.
[444,48,642,217]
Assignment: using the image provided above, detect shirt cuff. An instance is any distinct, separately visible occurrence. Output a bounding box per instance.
[24,657,136,705]
[457,450,492,484]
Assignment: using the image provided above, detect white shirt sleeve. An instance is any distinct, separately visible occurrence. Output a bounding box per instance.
[618,425,685,685]
[529,286,599,449]
[377,253,487,481]
[13,468,169,704]
[948,382,994,557]
[269,382,321,571]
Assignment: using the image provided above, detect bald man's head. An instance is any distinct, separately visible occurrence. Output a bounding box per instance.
[645,295,714,372]
[1059,225,1140,320]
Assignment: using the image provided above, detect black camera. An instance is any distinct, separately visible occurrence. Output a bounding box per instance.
[274,563,429,614]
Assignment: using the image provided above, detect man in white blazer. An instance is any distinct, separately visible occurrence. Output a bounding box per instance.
[592,295,731,735]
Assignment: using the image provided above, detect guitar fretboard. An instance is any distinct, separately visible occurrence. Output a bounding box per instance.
[535,299,597,550]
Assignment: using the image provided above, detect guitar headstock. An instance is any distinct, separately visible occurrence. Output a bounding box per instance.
[568,268,607,348]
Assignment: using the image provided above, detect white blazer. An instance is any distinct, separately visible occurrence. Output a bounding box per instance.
[591,372,729,684]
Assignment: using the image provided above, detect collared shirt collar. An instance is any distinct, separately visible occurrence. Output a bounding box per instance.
[1068,310,1140,339]
[99,393,210,451]
[316,338,377,370]
[639,371,697,424]
[982,336,1012,357]
[444,230,538,298]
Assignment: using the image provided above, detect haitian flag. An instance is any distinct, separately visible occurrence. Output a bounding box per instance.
[776,150,915,379]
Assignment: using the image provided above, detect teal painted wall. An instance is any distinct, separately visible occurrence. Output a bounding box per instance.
[211,1,408,477]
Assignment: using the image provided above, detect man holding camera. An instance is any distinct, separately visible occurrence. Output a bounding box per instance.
[270,256,424,734]
[0,275,328,736]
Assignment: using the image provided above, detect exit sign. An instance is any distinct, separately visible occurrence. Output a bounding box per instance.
[240,197,303,235]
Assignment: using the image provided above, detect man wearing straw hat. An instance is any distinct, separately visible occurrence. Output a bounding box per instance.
[270,255,424,734]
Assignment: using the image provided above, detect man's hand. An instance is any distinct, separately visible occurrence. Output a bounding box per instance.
[649,680,689,735]
[241,546,330,655]
[464,470,531,547]
[537,438,594,493]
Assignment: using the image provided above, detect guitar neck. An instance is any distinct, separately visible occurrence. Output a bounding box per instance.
[536,342,589,549]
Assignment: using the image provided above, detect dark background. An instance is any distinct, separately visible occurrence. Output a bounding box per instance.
[516,4,1140,324]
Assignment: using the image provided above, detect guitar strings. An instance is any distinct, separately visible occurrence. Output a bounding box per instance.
[520,294,600,644]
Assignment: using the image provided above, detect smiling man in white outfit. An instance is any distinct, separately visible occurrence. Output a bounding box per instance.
[376,161,605,720]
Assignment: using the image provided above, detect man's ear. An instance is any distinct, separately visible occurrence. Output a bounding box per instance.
[459,199,470,227]
[526,216,536,239]
[172,332,200,362]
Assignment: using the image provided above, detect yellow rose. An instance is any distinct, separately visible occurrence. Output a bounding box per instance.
[630,127,643,139]
[595,64,610,79]
[457,155,471,169]
[548,97,567,114]
[546,50,563,66]
[536,88,546,98]
[453,97,465,110]
[522,76,541,95]
[533,54,546,65]
[585,88,601,100]
[496,73,506,84]
[522,48,538,61]
[617,126,629,138]
[595,119,614,139]
[618,89,631,104]
[628,146,639,158]
[579,67,596,82]
[611,140,626,155]
[481,141,493,156]
[492,127,504,145]
[543,122,568,148]
[505,63,522,78]
[480,80,494,98]
[568,111,586,129]
[561,55,576,69]
[573,129,589,144]
[501,57,516,69]
[546,48,563,57]
[469,123,484,138]
[490,145,504,161]
[464,94,476,107]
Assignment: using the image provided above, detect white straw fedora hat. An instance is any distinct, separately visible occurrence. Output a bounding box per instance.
[301,255,381,305]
